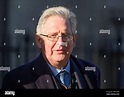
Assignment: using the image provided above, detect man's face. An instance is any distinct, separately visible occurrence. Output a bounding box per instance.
[37,15,76,66]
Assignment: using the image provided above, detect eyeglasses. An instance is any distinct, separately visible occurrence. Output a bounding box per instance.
[40,33,75,42]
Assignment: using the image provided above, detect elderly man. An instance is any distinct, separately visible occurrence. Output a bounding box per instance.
[2,6,100,89]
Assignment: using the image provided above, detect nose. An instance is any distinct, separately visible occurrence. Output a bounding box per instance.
[57,35,64,42]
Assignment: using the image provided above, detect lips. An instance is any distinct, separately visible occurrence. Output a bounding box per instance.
[56,49,65,53]
[57,49,64,51]
[56,49,64,51]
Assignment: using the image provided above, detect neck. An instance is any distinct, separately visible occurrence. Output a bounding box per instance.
[49,60,68,69]
[42,53,69,69]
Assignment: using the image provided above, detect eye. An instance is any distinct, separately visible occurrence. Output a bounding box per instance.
[63,33,72,37]
[49,33,58,36]
[48,34,57,38]
[62,33,68,36]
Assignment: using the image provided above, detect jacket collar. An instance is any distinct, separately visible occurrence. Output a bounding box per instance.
[23,53,56,89]
[70,56,89,89]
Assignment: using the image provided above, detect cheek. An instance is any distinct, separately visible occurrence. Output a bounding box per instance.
[44,42,55,54]
[66,42,74,52]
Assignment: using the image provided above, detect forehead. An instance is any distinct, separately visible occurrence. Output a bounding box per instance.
[43,15,71,34]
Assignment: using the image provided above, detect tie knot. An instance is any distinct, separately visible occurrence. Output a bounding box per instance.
[56,70,70,87]
[59,70,67,76]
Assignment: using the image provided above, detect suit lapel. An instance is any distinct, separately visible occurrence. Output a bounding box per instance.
[70,57,89,89]
[35,74,55,89]
[25,53,56,89]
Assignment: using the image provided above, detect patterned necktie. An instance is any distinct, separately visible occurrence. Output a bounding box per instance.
[56,70,70,87]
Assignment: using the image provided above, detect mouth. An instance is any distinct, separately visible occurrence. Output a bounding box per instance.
[56,49,65,53]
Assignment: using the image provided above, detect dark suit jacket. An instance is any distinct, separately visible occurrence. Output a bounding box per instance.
[2,53,100,89]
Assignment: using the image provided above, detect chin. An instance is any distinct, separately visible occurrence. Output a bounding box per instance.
[53,55,66,61]
[55,57,65,62]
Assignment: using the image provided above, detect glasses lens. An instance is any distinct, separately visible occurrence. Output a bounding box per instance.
[47,34,73,41]
[66,35,73,41]
[48,35,57,41]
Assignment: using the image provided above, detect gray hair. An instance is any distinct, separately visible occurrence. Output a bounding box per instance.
[36,6,77,34]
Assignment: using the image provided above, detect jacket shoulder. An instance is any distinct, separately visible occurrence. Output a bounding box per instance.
[2,59,36,89]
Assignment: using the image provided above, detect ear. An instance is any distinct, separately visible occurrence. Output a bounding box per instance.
[73,35,77,47]
[35,34,42,48]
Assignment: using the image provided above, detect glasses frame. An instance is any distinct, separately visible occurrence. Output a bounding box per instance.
[39,33,75,42]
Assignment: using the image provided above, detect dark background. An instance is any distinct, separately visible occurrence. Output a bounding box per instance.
[0,0,124,89]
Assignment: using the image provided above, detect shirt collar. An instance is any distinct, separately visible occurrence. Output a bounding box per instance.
[48,59,70,76]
